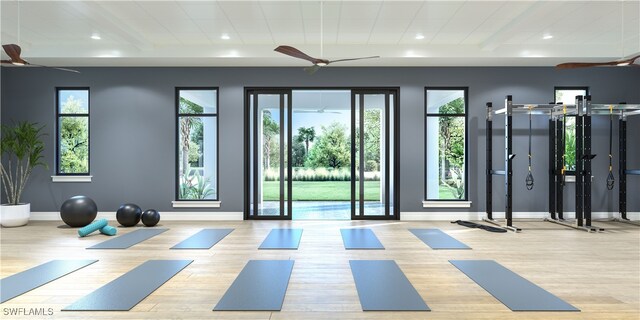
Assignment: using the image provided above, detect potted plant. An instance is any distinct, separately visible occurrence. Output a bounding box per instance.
[0,122,47,227]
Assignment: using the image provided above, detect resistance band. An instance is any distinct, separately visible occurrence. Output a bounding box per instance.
[607,105,615,190]
[526,105,534,190]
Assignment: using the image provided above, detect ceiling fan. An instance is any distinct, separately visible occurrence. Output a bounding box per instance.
[1,44,80,73]
[275,45,379,74]
[274,1,378,74]
[556,54,640,69]
[293,106,342,114]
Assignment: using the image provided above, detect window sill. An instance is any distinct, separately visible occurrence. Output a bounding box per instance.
[172,201,221,208]
[423,201,472,208]
[51,175,92,183]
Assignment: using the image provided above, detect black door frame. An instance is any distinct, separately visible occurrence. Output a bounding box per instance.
[244,87,400,220]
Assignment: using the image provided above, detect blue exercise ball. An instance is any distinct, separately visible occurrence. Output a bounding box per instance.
[141,209,160,227]
[60,195,98,228]
[116,203,142,227]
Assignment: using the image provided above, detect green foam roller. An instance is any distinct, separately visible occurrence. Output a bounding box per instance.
[78,219,108,237]
[100,225,117,236]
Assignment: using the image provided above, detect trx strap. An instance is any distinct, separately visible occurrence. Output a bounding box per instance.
[607,105,615,190]
[451,220,507,233]
[526,105,534,190]
[561,105,567,186]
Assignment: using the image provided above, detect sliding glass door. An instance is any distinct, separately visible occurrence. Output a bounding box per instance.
[351,90,396,219]
[246,88,397,220]
[247,90,292,219]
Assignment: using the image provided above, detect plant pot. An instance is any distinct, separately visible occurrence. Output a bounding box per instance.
[1,203,30,227]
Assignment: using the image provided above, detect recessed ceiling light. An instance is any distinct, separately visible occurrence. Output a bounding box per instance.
[543,34,553,40]
[415,33,425,40]
[221,34,230,40]
[91,33,101,40]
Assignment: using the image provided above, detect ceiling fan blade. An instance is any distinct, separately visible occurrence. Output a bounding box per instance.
[329,56,380,64]
[304,65,321,75]
[27,63,80,73]
[293,110,321,113]
[555,62,618,69]
[275,45,324,64]
[1,60,13,64]
[2,44,23,62]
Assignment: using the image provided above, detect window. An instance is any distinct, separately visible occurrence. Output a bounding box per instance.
[56,88,90,175]
[425,88,467,200]
[554,87,588,171]
[176,88,218,201]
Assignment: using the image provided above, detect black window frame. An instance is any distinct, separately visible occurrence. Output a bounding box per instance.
[554,86,590,173]
[424,87,469,201]
[175,87,220,202]
[55,87,91,176]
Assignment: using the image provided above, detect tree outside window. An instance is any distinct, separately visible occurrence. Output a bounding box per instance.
[57,88,89,175]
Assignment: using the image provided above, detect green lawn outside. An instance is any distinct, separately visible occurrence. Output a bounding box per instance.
[263,181,380,201]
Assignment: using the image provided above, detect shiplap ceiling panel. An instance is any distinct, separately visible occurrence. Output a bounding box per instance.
[1,0,638,67]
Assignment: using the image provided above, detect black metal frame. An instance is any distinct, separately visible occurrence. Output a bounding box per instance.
[350,89,398,220]
[485,96,520,232]
[243,87,400,221]
[55,87,90,176]
[424,87,469,201]
[175,87,220,202]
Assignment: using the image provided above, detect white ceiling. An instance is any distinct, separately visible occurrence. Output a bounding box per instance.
[1,0,639,67]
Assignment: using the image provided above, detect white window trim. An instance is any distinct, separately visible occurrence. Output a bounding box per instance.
[172,201,221,208]
[423,200,472,208]
[51,175,92,183]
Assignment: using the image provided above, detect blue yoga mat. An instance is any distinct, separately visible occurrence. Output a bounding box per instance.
[171,229,234,249]
[63,260,192,311]
[409,228,471,249]
[0,260,97,303]
[87,228,168,249]
[340,228,384,249]
[259,229,303,249]
[350,260,430,311]
[213,260,294,311]
[450,260,579,311]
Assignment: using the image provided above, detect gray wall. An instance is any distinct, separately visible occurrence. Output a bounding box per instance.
[2,67,639,215]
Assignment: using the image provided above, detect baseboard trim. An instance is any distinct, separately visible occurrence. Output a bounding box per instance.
[30,211,244,221]
[400,212,640,221]
[30,211,638,222]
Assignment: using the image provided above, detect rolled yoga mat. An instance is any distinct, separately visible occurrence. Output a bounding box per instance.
[213,260,294,311]
[63,260,192,311]
[409,228,471,249]
[78,219,108,237]
[0,260,98,303]
[87,228,168,249]
[350,260,430,311]
[450,260,579,311]
[340,228,384,249]
[171,229,234,249]
[259,228,303,250]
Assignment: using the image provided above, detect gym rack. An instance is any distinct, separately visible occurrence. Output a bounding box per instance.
[485,96,566,232]
[546,96,604,232]
[588,102,640,226]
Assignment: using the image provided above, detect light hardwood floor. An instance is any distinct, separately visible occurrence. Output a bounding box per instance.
[1,220,639,320]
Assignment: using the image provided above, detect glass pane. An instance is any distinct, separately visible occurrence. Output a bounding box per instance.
[58,117,89,173]
[426,116,466,200]
[179,89,217,114]
[388,94,395,216]
[555,89,586,171]
[555,89,586,105]
[250,94,255,217]
[258,94,281,216]
[178,116,217,200]
[362,94,385,216]
[426,90,465,114]
[59,90,88,114]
